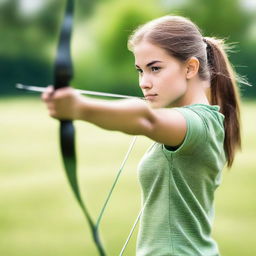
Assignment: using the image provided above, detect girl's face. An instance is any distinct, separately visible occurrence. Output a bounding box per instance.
[133,41,188,108]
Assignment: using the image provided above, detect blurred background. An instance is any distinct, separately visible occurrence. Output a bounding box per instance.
[0,0,255,255]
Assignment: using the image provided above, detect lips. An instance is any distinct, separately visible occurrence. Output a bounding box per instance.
[145,94,157,101]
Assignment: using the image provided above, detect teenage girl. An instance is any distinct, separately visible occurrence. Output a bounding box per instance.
[42,15,241,256]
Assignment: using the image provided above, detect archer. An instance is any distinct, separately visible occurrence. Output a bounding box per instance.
[42,15,241,256]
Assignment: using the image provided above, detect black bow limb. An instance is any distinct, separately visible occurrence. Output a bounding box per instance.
[53,0,106,255]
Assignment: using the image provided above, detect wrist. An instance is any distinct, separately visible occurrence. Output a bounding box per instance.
[75,95,98,121]
[75,97,88,121]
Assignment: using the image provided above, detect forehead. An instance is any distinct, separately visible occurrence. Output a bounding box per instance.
[133,41,173,65]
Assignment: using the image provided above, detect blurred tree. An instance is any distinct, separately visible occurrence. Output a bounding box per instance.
[178,0,249,39]
[0,0,105,95]
[0,0,255,97]
[74,0,163,96]
[160,0,255,97]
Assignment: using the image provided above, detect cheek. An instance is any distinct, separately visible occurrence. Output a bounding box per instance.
[162,69,186,90]
[160,73,188,105]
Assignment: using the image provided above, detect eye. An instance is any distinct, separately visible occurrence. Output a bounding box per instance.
[151,66,161,72]
[136,68,143,74]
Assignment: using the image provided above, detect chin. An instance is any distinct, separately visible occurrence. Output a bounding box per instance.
[149,102,163,109]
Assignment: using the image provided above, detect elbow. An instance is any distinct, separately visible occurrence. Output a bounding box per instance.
[136,107,157,136]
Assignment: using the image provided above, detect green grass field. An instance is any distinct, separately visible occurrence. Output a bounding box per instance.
[0,97,255,256]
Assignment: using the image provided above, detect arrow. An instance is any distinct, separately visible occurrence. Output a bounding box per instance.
[16,83,142,99]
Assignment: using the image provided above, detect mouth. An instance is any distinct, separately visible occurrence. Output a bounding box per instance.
[144,94,158,101]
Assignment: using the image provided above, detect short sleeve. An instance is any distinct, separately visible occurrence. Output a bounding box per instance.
[164,107,207,155]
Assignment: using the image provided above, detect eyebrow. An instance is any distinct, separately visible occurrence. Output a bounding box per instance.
[135,60,162,68]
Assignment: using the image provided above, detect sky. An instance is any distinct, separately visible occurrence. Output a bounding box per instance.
[18,0,48,16]
[241,0,256,11]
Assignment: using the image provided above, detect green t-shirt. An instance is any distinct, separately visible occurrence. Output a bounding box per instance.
[136,104,226,256]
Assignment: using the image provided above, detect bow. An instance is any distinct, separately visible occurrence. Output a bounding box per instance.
[16,0,139,251]
[53,0,106,255]
[52,1,140,255]
[14,0,142,254]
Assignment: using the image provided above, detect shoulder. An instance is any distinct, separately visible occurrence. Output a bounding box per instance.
[146,104,221,149]
[148,107,187,147]
[171,104,224,152]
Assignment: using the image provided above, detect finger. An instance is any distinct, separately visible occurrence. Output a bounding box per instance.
[47,103,58,118]
[54,86,73,99]
[41,86,54,101]
[49,110,58,119]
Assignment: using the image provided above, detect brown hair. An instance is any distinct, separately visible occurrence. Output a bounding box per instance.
[128,16,241,167]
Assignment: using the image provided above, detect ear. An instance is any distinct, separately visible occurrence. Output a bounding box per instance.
[185,57,200,79]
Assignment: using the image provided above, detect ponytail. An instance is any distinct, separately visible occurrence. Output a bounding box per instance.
[203,37,241,167]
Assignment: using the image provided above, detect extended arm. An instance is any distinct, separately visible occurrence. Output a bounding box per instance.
[42,86,186,147]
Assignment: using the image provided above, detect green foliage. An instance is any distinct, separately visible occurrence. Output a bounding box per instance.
[175,0,249,38]
[74,0,163,96]
[0,0,255,97]
[161,0,256,96]
[0,98,255,255]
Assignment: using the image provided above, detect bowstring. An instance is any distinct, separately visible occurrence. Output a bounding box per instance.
[95,136,138,230]
[119,201,146,256]
[119,167,160,255]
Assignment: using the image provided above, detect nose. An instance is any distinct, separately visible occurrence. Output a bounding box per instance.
[139,74,153,90]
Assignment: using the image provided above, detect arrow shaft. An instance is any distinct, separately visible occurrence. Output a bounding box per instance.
[16,83,141,99]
